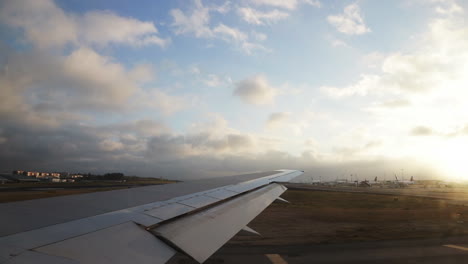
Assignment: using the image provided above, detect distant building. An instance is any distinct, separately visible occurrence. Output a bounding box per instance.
[25,171,40,177]
[52,178,67,183]
[36,172,50,178]
[12,170,67,179]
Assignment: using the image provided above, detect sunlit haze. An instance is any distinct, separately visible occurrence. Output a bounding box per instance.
[1,0,467,181]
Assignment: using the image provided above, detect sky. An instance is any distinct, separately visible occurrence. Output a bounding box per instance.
[1,0,467,181]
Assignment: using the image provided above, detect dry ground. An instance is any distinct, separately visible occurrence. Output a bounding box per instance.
[228,188,468,246]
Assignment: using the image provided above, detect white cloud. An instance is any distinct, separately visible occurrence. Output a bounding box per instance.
[202,74,223,87]
[247,0,321,10]
[302,0,322,8]
[0,0,170,49]
[237,7,289,25]
[327,3,371,35]
[378,99,411,108]
[321,74,380,98]
[210,1,232,14]
[322,17,468,98]
[233,74,277,105]
[170,1,213,38]
[135,89,188,116]
[328,36,349,48]
[214,23,268,54]
[213,23,248,43]
[0,0,77,49]
[129,64,155,83]
[319,13,468,176]
[170,1,267,54]
[60,48,164,110]
[431,0,464,15]
[79,11,170,48]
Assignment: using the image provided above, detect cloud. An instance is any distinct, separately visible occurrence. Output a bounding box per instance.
[0,45,185,132]
[0,103,445,181]
[410,126,435,136]
[135,89,188,116]
[233,75,277,105]
[213,23,268,54]
[202,74,223,87]
[0,0,76,49]
[379,99,411,108]
[213,23,248,43]
[144,115,263,161]
[333,140,382,157]
[321,74,380,98]
[0,0,186,126]
[409,124,468,138]
[266,112,291,128]
[327,3,371,35]
[322,17,468,98]
[237,7,289,25]
[79,11,170,48]
[170,0,213,38]
[0,0,170,49]
[329,38,349,48]
[251,31,268,41]
[361,51,385,68]
[247,0,321,10]
[170,0,268,54]
[3,47,139,110]
[447,124,468,137]
[432,0,464,15]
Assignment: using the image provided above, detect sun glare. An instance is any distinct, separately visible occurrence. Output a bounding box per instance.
[431,139,468,182]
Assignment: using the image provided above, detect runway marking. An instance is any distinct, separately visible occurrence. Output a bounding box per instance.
[444,244,468,251]
[265,254,288,264]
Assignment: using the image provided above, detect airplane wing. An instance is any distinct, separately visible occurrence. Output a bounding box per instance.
[0,169,303,264]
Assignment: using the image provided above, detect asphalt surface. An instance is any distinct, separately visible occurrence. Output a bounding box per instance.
[169,236,468,264]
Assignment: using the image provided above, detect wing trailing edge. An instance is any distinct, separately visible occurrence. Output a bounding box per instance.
[0,169,304,264]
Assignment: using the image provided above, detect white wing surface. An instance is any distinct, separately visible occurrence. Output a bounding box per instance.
[0,169,303,264]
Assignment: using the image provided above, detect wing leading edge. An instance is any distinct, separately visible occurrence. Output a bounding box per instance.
[0,169,304,264]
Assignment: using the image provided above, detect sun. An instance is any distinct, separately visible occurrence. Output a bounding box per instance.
[431,139,468,182]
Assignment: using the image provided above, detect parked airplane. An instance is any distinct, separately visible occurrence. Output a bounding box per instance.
[0,169,304,264]
[369,177,382,185]
[394,175,415,186]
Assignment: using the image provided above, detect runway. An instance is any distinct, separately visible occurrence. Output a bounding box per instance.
[169,236,468,263]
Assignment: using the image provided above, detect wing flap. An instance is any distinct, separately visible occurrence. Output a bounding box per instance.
[153,183,287,263]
